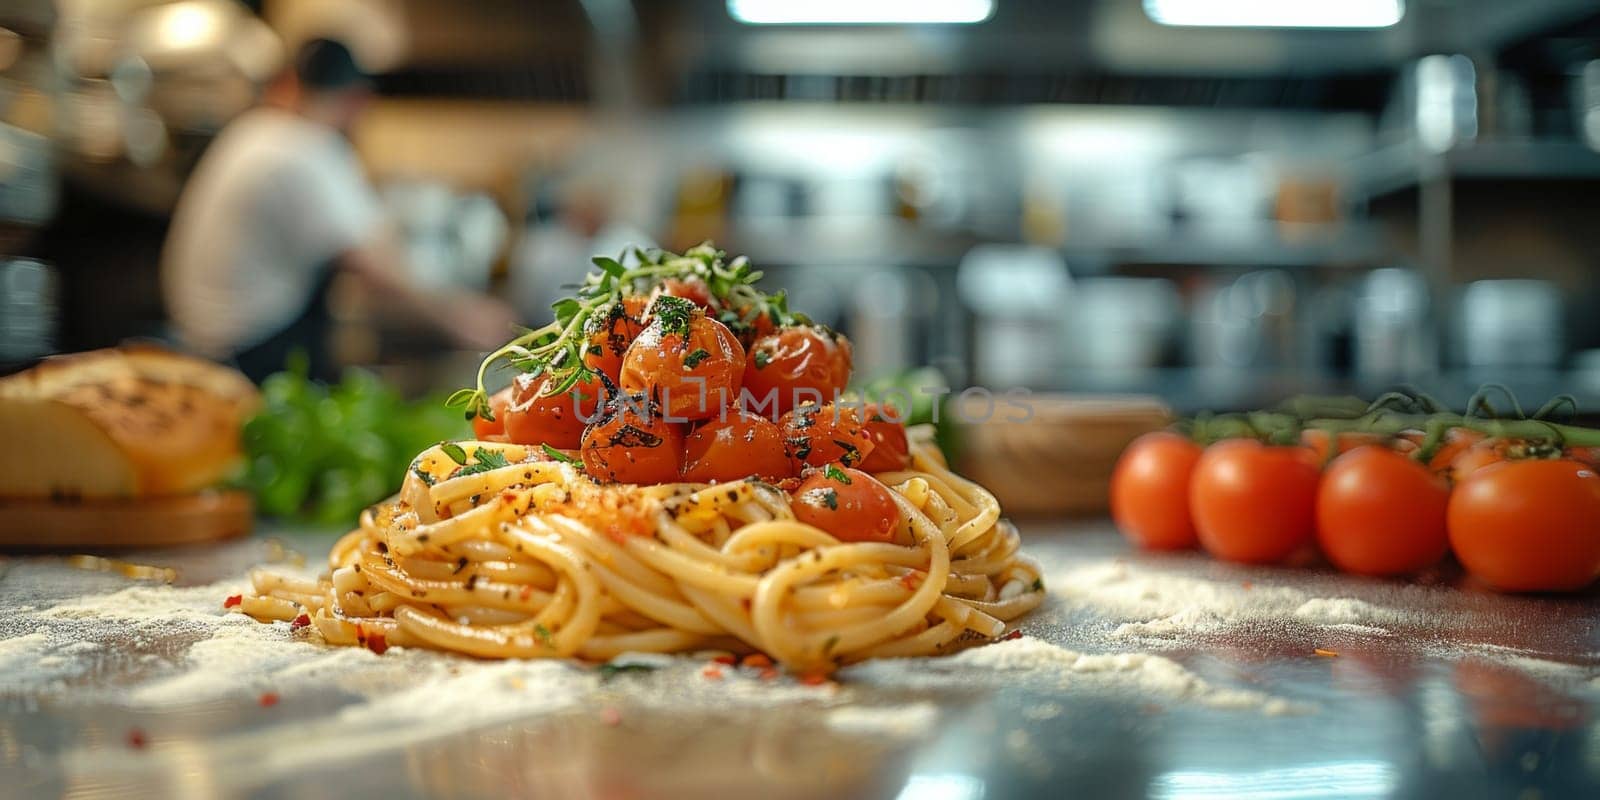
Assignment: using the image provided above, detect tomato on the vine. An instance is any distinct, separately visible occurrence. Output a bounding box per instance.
[1110,431,1202,550]
[791,465,898,543]
[1447,459,1600,592]
[1189,439,1320,564]
[1316,446,1450,576]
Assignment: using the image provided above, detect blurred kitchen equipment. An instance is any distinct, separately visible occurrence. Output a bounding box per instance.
[958,245,1069,388]
[0,257,55,361]
[1190,270,1297,370]
[1413,54,1479,152]
[1064,277,1179,373]
[957,393,1170,516]
[1353,268,1435,379]
[848,267,916,380]
[1457,280,1562,370]
[381,181,507,291]
[1172,156,1267,237]
[1576,59,1600,151]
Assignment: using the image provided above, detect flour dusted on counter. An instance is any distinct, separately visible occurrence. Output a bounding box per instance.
[1049,560,1420,643]
[846,636,1308,715]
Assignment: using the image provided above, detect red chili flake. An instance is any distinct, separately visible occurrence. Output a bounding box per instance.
[1000,629,1025,641]
[740,597,752,611]
[799,672,829,686]
[599,707,622,726]
[126,728,147,749]
[700,666,724,680]
[366,631,389,655]
[289,614,311,631]
[258,692,279,708]
[741,653,774,669]
[519,585,534,601]
[1241,581,1254,590]
[897,571,924,590]
[758,667,780,681]
[711,654,737,666]
[222,594,242,609]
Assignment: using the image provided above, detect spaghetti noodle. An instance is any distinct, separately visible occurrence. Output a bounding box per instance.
[238,427,1044,673]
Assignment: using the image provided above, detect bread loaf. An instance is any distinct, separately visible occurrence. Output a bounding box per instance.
[0,345,259,499]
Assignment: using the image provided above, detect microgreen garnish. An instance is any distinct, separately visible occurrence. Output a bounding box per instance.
[824,464,852,484]
[447,244,790,422]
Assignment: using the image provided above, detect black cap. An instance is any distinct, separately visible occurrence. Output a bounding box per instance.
[294,38,369,92]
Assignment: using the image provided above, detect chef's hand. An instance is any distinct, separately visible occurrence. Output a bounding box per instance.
[442,293,521,352]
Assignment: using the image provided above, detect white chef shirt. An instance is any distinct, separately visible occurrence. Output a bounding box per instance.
[162,107,383,358]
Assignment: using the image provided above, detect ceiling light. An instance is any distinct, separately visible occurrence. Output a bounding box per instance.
[1144,0,1404,29]
[728,0,994,25]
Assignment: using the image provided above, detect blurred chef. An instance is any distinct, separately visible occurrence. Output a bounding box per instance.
[162,38,515,382]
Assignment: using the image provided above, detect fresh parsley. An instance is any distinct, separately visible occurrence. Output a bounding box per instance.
[455,448,511,477]
[440,442,469,465]
[412,468,436,486]
[542,444,578,464]
[683,348,711,369]
[753,350,772,370]
[823,464,852,484]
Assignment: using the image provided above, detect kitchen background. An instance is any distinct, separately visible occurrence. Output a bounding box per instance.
[4,0,1600,413]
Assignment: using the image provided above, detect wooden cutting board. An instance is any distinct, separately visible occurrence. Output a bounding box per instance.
[956,394,1172,516]
[0,491,254,550]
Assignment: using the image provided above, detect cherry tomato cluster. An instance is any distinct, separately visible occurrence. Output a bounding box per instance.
[466,259,913,545]
[1111,405,1600,593]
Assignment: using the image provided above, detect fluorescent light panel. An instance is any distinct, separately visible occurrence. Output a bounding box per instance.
[728,0,995,25]
[1144,0,1404,29]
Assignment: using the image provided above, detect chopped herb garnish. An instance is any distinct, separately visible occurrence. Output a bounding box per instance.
[820,488,839,510]
[682,348,711,369]
[1031,578,1045,592]
[412,468,436,486]
[823,464,852,484]
[598,662,660,680]
[822,634,840,654]
[542,444,578,464]
[651,295,695,338]
[753,350,772,370]
[454,448,511,478]
[533,623,554,648]
[440,442,469,465]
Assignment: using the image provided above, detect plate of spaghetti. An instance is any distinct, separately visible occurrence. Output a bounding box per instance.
[236,244,1045,674]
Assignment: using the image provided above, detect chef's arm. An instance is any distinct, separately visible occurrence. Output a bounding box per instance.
[337,240,518,351]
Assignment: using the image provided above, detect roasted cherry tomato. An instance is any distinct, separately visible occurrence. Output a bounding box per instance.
[1447,459,1600,592]
[742,325,852,417]
[581,295,649,382]
[620,296,745,422]
[1110,431,1203,551]
[857,404,911,473]
[580,393,684,484]
[780,403,874,470]
[724,302,778,350]
[650,277,713,311]
[1189,439,1319,564]
[1316,446,1450,576]
[502,373,602,450]
[682,409,795,483]
[791,465,898,543]
[471,386,515,440]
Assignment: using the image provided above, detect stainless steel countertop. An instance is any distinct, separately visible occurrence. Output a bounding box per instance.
[2,520,1597,800]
